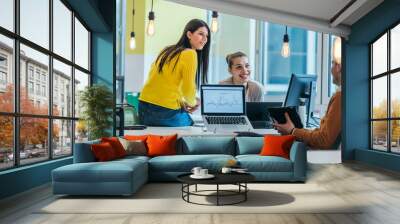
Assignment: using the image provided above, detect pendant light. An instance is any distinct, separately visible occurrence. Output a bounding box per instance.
[281,26,290,58]
[129,0,136,49]
[333,37,341,63]
[146,0,155,36]
[211,11,218,33]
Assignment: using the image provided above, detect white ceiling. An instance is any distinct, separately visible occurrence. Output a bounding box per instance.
[168,0,384,37]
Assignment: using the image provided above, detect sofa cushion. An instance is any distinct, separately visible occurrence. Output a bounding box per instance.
[52,161,143,183]
[260,135,295,159]
[91,142,118,161]
[147,134,177,157]
[148,154,235,172]
[236,137,264,155]
[119,138,147,156]
[101,137,127,158]
[180,136,235,155]
[236,155,293,172]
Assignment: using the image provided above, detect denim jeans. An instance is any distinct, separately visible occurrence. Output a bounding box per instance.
[138,101,193,127]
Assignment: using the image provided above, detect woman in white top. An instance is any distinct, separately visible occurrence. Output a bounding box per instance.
[219,51,264,102]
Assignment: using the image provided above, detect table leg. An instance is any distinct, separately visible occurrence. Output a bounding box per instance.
[245,183,247,201]
[217,184,219,206]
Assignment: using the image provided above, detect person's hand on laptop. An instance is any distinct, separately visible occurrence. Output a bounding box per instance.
[273,112,296,135]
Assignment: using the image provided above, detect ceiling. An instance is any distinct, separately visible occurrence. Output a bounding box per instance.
[168,0,384,37]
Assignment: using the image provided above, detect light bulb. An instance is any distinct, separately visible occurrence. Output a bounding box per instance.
[211,17,218,33]
[281,42,290,58]
[130,32,136,50]
[333,37,341,63]
[147,11,155,36]
[211,11,218,33]
[281,33,290,58]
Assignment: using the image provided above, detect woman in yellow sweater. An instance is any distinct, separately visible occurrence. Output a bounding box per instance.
[138,19,210,126]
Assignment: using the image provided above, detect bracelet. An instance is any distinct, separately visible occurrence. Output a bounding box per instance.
[290,128,295,135]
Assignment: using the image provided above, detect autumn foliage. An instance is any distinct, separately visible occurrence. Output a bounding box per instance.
[0,85,59,150]
[372,99,400,141]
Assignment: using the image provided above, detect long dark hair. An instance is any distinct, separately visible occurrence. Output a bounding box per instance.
[155,19,210,87]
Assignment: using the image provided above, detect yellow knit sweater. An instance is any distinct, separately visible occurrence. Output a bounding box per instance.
[139,49,198,110]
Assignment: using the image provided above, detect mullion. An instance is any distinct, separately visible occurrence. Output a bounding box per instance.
[387,29,391,152]
[49,0,54,160]
[14,0,20,167]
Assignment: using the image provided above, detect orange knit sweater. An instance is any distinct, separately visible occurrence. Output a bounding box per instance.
[293,91,341,149]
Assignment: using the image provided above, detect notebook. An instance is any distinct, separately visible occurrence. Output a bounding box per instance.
[200,85,253,132]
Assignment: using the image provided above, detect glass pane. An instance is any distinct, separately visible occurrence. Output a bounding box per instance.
[20,0,49,49]
[75,120,88,143]
[0,116,14,170]
[372,77,387,119]
[263,24,317,96]
[372,33,387,76]
[53,0,72,60]
[372,121,388,151]
[53,59,72,117]
[53,119,72,158]
[20,44,49,115]
[391,72,400,118]
[74,69,89,117]
[20,117,49,165]
[75,18,89,70]
[0,0,14,31]
[0,34,14,112]
[392,120,400,153]
[391,24,400,70]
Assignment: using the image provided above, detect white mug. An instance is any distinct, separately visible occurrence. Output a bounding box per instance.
[200,169,208,176]
[191,167,202,176]
[221,167,232,174]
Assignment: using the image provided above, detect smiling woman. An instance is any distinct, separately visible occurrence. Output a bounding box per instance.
[219,51,264,102]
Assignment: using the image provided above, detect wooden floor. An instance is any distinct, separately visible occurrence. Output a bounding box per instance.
[1,162,400,224]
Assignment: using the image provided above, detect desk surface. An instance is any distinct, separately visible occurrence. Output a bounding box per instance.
[124,126,277,136]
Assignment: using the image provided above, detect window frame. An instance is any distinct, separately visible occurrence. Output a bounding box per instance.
[0,0,92,171]
[369,20,400,154]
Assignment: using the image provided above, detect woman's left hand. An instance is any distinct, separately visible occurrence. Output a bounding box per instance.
[182,97,200,113]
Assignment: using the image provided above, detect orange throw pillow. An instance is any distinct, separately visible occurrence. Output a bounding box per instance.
[91,142,117,161]
[146,134,178,157]
[260,135,296,159]
[124,135,148,142]
[101,137,127,158]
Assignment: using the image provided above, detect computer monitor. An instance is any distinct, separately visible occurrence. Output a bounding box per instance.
[284,74,317,127]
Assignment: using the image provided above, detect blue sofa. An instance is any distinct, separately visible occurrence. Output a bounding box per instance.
[52,136,307,195]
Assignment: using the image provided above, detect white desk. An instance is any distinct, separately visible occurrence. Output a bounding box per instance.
[124,126,278,136]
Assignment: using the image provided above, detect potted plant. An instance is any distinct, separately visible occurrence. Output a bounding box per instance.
[79,84,113,140]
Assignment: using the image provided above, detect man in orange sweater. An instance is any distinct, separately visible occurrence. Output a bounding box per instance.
[274,60,342,149]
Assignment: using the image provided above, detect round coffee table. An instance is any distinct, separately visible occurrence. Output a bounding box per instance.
[177,173,255,206]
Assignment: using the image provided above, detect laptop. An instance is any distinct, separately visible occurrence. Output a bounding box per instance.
[200,85,253,132]
[246,102,282,129]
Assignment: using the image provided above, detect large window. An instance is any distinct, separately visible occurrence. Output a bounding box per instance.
[0,0,91,170]
[370,23,400,153]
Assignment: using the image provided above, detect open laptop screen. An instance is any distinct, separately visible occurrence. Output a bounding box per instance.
[201,85,245,115]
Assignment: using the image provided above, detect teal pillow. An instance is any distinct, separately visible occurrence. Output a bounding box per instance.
[236,137,264,155]
[180,136,235,155]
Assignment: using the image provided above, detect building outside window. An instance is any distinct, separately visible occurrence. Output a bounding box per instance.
[0,0,91,170]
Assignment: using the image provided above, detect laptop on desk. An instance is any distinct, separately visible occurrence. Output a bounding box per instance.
[200,85,253,132]
[246,102,282,129]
